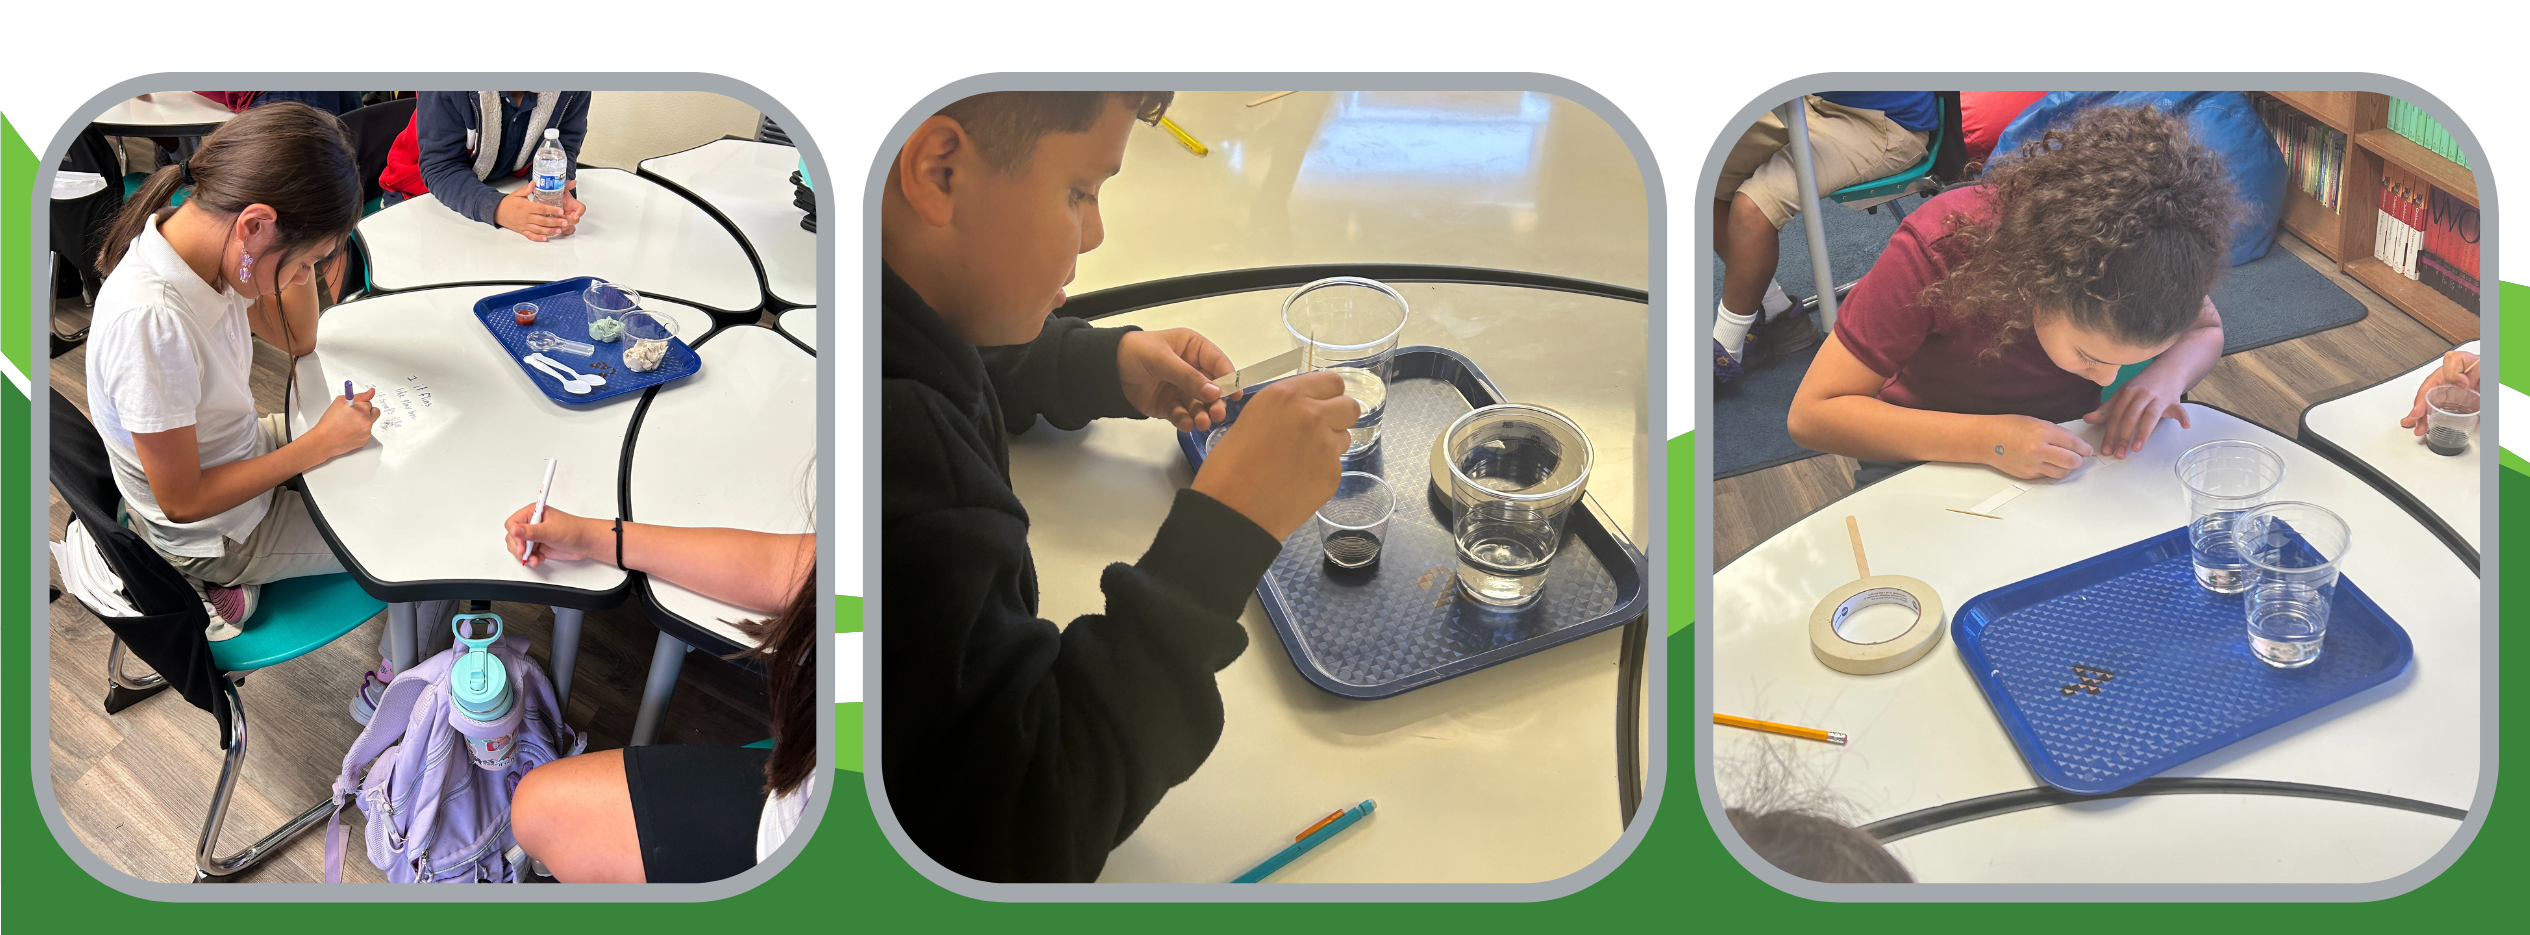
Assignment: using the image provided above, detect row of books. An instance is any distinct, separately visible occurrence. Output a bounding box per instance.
[2387,98,2470,168]
[2255,94,2349,211]
[2372,164,2480,310]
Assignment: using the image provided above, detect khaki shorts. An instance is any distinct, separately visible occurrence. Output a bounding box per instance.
[131,413,347,588]
[1716,96,1932,229]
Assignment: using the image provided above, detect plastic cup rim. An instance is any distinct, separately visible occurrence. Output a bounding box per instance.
[2425,384,2481,417]
[1281,277,1409,353]
[583,280,643,313]
[1443,403,1594,504]
[2174,438,2285,500]
[1318,470,1395,529]
[2236,500,2352,573]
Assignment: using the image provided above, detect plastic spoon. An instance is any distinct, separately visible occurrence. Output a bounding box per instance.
[522,355,595,395]
[527,353,606,386]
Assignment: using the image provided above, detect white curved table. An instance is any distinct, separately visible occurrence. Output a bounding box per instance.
[287,286,711,699]
[1070,91,1651,296]
[1004,284,1648,883]
[639,140,817,308]
[775,307,819,352]
[1882,792,2461,884]
[621,325,818,742]
[2301,341,2480,554]
[356,168,762,313]
[1712,404,2479,883]
[91,92,236,136]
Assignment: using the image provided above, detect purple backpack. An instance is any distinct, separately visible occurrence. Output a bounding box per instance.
[325,627,581,883]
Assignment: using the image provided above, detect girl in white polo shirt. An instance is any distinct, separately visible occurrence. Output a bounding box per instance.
[87,102,380,637]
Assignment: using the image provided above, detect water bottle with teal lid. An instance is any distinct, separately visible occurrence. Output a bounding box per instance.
[448,614,524,771]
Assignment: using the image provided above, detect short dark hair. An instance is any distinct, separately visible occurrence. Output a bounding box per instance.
[934,91,1174,175]
[1727,807,1915,883]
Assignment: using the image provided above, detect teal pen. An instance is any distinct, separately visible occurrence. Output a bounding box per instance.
[1231,799,1374,883]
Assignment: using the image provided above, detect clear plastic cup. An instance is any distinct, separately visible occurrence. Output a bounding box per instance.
[621,310,678,373]
[2235,501,2352,668]
[1282,278,1408,457]
[2175,440,2286,593]
[1443,404,1592,608]
[1317,472,1394,569]
[583,281,642,343]
[2424,384,2479,456]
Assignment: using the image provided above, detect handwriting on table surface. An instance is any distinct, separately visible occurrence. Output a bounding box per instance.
[357,380,434,433]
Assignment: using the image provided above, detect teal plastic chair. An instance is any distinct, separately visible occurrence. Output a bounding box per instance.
[57,392,386,881]
[1822,94,1952,220]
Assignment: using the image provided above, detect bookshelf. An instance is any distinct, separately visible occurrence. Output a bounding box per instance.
[2262,91,2479,343]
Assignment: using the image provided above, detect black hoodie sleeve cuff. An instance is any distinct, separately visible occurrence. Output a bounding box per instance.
[1059,320,1144,421]
[1135,488,1281,618]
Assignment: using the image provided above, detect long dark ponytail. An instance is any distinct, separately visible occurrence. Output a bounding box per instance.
[736,577,819,796]
[96,101,362,278]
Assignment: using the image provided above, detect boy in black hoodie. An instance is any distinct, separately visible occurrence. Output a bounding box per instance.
[880,91,1360,883]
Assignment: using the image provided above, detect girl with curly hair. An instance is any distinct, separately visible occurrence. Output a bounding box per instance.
[1788,105,2239,483]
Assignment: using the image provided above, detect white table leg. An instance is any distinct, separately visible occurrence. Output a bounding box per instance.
[387,602,417,673]
[548,606,584,711]
[629,631,690,746]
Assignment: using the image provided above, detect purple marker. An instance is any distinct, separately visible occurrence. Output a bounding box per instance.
[342,380,354,403]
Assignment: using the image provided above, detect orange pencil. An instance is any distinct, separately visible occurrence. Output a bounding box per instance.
[1715,713,1847,745]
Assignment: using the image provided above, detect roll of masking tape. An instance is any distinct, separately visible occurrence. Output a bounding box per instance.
[1809,575,1945,675]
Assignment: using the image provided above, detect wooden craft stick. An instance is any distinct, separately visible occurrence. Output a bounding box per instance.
[1247,91,1298,107]
[1945,509,2003,520]
[1845,515,1870,579]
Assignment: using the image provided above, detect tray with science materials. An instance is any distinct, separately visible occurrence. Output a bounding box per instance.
[473,277,701,405]
[1175,346,1649,700]
[1951,527,2414,795]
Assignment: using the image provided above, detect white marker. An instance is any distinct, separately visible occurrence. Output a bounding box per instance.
[522,458,557,563]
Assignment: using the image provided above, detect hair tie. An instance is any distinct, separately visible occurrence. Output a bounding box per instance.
[178,160,194,186]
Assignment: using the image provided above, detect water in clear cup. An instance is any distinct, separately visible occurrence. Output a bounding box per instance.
[530,128,569,210]
[1329,366,1387,455]
[2246,582,2328,668]
[2190,510,2252,592]
[1455,507,1555,607]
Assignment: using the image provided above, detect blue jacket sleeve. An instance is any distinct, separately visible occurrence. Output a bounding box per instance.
[555,92,590,184]
[413,92,505,227]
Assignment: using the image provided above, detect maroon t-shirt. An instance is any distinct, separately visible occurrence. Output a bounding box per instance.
[1832,186,2101,423]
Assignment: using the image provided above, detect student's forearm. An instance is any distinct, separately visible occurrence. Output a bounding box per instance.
[1788,395,2011,466]
[618,525,812,613]
[2137,322,2222,391]
[158,443,327,523]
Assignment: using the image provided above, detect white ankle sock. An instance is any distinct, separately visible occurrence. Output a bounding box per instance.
[1714,300,1758,360]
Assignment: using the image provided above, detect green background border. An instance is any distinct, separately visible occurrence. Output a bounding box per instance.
[4,116,2515,925]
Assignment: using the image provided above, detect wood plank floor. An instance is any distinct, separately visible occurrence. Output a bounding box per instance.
[1714,233,2459,568]
[45,297,772,884]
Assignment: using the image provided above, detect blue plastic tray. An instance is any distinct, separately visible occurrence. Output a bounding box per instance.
[474,278,701,405]
[1953,527,2414,795]
[1176,346,1649,700]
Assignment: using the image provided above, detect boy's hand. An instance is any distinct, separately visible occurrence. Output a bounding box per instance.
[305,389,381,459]
[1191,373,1361,540]
[2401,350,2481,437]
[1985,414,2096,480]
[503,504,602,568]
[557,180,585,237]
[496,184,569,242]
[2083,371,2191,458]
[1120,328,1236,431]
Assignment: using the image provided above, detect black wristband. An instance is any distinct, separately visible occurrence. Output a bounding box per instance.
[614,519,625,570]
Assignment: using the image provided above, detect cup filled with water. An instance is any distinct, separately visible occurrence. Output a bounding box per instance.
[1281,277,1408,458]
[2234,501,2351,668]
[1441,403,1592,608]
[2175,439,2286,593]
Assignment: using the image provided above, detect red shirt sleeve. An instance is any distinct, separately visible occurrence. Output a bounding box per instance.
[1830,216,1943,380]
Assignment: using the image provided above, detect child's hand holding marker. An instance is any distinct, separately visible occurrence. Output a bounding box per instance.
[307,384,381,458]
[1985,414,2097,480]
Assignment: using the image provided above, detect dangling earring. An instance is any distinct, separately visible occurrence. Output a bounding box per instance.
[237,252,255,285]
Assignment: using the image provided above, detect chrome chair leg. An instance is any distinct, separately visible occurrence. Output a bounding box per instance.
[102,636,171,714]
[194,680,337,882]
[628,631,690,746]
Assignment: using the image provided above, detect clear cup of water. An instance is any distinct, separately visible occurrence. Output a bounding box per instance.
[1443,404,1592,608]
[2235,501,2351,668]
[2423,385,2479,456]
[1282,277,1408,458]
[1316,472,1394,569]
[2175,439,2286,593]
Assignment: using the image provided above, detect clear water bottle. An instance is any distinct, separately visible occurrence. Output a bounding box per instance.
[530,128,569,209]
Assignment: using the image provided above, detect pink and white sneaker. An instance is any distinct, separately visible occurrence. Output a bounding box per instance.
[196,581,258,642]
[348,657,395,725]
